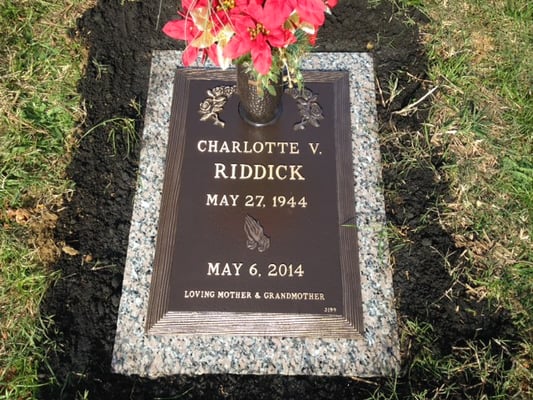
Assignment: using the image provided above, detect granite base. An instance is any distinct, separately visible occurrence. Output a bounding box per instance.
[111,51,399,377]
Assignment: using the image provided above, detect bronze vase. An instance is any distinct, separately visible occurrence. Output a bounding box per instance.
[236,64,282,127]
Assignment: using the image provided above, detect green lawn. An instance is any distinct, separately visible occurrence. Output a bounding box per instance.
[0,0,88,398]
[383,0,532,397]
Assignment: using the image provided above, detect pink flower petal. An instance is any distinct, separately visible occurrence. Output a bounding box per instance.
[292,0,326,27]
[263,0,293,28]
[224,34,252,60]
[251,37,272,75]
[162,18,198,41]
[182,45,199,66]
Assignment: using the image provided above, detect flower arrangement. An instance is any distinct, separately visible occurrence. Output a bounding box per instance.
[163,0,338,93]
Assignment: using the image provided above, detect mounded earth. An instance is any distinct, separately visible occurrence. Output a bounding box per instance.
[39,1,514,398]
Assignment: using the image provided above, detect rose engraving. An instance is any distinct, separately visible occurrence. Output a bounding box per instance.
[198,85,236,128]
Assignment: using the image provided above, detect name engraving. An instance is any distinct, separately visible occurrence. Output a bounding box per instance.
[196,140,324,183]
[213,163,305,181]
[197,140,301,155]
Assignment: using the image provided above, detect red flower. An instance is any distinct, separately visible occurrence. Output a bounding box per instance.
[262,0,293,27]
[263,0,337,32]
[290,0,329,28]
[223,2,296,74]
[162,2,231,66]
[163,16,201,65]
[162,0,338,76]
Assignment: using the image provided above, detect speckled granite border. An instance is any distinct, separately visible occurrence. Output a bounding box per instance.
[112,51,399,377]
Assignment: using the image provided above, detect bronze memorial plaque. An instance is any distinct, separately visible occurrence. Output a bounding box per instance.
[146,69,363,338]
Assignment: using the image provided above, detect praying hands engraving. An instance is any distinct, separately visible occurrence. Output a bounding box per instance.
[244,215,270,252]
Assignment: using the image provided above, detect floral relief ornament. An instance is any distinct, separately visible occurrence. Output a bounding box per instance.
[198,85,237,127]
[163,0,338,91]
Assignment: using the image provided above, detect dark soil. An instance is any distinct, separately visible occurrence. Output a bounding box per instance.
[39,0,515,398]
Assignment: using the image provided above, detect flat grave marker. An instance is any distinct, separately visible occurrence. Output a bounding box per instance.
[112,51,399,377]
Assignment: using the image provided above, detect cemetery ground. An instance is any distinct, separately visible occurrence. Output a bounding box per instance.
[0,0,531,398]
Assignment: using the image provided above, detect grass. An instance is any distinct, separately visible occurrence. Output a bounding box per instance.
[0,231,57,398]
[0,0,90,398]
[380,0,532,398]
[0,0,531,398]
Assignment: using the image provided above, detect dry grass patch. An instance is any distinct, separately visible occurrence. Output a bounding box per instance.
[0,0,91,397]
